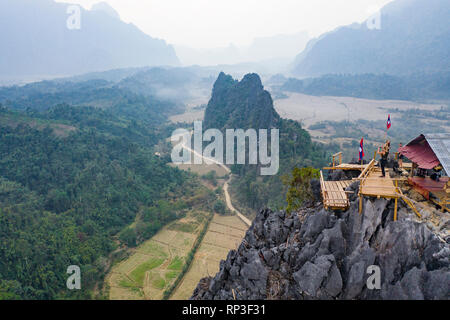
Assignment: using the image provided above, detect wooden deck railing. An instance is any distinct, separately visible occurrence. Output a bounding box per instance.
[332,152,343,167]
[357,159,375,181]
[320,170,326,203]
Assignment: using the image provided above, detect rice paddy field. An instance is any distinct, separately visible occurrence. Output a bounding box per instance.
[106,211,208,300]
[170,214,247,300]
[106,211,248,300]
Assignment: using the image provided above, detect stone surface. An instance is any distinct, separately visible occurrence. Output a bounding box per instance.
[191,196,450,300]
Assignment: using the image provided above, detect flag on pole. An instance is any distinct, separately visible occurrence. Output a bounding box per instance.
[387,114,391,130]
[359,138,364,161]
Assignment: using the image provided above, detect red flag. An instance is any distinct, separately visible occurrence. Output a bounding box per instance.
[387,114,391,130]
[359,138,364,161]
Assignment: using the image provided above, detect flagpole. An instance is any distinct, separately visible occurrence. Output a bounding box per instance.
[385,114,390,141]
[361,137,363,166]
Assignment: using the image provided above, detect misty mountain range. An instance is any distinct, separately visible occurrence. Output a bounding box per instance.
[1,0,449,88]
[175,32,310,67]
[0,0,179,83]
[291,0,450,77]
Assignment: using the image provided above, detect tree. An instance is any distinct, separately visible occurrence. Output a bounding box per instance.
[119,228,137,247]
[213,200,226,214]
[283,167,320,213]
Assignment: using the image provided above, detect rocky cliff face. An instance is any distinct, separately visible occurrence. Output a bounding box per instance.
[203,72,280,131]
[191,182,450,300]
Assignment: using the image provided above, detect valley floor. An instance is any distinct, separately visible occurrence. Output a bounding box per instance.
[106,144,250,300]
[106,213,201,300]
[273,92,444,128]
[170,214,247,299]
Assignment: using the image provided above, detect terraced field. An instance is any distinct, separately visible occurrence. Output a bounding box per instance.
[107,143,249,300]
[107,211,209,300]
[170,214,247,299]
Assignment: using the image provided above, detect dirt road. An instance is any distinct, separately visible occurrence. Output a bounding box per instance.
[175,136,251,227]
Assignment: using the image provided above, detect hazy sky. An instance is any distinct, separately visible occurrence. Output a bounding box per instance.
[56,0,394,48]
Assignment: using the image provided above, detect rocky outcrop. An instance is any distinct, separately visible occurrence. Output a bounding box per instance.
[203,72,280,131]
[191,186,450,300]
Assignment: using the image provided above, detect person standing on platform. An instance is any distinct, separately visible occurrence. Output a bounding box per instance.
[398,143,404,168]
[378,140,390,177]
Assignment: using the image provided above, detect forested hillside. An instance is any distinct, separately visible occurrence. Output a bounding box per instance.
[279,73,450,101]
[0,79,200,299]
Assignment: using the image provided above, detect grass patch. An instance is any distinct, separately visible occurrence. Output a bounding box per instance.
[152,276,166,290]
[165,270,179,281]
[130,258,165,284]
[168,221,198,233]
[168,256,184,271]
[119,278,138,289]
[162,213,215,300]
[139,241,168,258]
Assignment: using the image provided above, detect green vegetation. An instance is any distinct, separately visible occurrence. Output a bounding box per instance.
[168,257,184,271]
[230,118,329,212]
[168,221,198,233]
[202,72,331,213]
[152,276,166,290]
[213,200,226,214]
[130,258,165,285]
[162,212,214,300]
[280,72,450,101]
[164,270,179,281]
[129,200,189,245]
[118,278,136,289]
[201,171,218,186]
[0,80,201,299]
[283,167,320,213]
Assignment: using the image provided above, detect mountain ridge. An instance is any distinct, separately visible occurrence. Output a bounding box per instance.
[291,0,450,77]
[203,72,280,131]
[0,0,179,81]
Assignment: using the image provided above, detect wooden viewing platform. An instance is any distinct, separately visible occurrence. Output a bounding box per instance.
[358,160,398,198]
[357,159,421,220]
[323,152,371,171]
[320,134,450,218]
[320,155,422,221]
[320,171,352,210]
[323,163,369,171]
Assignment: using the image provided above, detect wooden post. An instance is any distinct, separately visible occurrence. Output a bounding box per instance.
[394,180,399,221]
[394,197,398,221]
[359,194,363,214]
[410,163,417,177]
[339,153,342,165]
[443,182,450,213]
